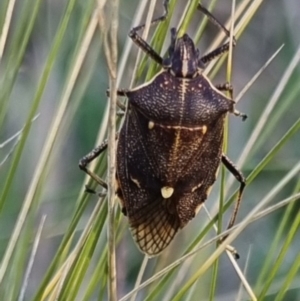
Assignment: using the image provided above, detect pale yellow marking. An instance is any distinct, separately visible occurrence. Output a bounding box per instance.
[171,79,188,165]
[195,203,203,215]
[130,176,141,189]
[148,121,155,129]
[191,182,202,193]
[181,45,189,77]
[156,123,204,131]
[192,72,198,79]
[161,186,174,199]
[133,225,158,256]
[215,166,220,180]
[201,73,232,101]
[182,62,188,77]
[115,178,119,190]
[206,185,213,197]
[129,70,166,92]
[202,125,207,135]
[146,233,153,244]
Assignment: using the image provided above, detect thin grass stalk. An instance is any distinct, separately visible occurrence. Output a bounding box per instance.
[234,0,263,40]
[183,114,300,264]
[273,250,300,301]
[31,5,102,298]
[255,195,299,289]
[177,0,199,37]
[145,0,177,78]
[40,196,106,300]
[83,225,121,300]
[118,232,242,300]
[186,280,201,301]
[204,206,257,300]
[0,0,40,133]
[119,0,148,86]
[58,207,107,300]
[130,256,149,301]
[61,2,151,300]
[91,0,148,166]
[247,194,300,224]
[83,242,108,301]
[133,0,158,82]
[247,118,300,185]
[0,0,43,212]
[205,0,258,76]
[0,0,77,284]
[0,0,16,58]
[228,252,257,300]
[209,242,220,299]
[232,43,300,182]
[236,247,253,301]
[98,0,119,299]
[35,233,74,301]
[210,1,236,298]
[208,110,300,241]
[170,160,300,301]
[160,258,193,301]
[58,189,115,300]
[0,115,39,167]
[258,210,300,299]
[119,192,300,301]
[33,14,104,301]
[92,1,146,177]
[3,214,33,300]
[235,44,284,103]
[194,0,218,42]
[18,216,46,301]
[33,198,88,300]
[127,2,157,300]
[252,81,300,155]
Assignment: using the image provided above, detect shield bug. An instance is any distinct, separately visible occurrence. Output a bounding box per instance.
[80,1,246,256]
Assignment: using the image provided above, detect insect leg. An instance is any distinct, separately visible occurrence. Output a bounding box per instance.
[221,154,246,231]
[114,89,128,96]
[215,83,247,120]
[79,139,112,189]
[129,0,170,65]
[199,6,247,120]
[106,89,129,111]
[197,3,236,66]
[215,82,233,98]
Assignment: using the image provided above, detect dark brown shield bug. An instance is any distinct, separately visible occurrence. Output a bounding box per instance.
[80,1,246,256]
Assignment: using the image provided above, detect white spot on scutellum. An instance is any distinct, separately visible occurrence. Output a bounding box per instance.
[148,121,155,129]
[161,186,174,199]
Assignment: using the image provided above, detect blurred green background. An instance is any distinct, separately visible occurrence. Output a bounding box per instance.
[0,0,299,300]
